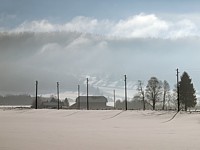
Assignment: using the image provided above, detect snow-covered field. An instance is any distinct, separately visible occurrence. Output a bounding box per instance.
[0,109,200,150]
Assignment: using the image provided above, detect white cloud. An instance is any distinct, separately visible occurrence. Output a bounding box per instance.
[167,19,198,38]
[111,14,169,38]
[62,16,99,33]
[12,20,55,32]
[4,13,200,39]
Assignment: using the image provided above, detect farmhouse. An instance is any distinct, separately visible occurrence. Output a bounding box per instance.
[70,96,108,109]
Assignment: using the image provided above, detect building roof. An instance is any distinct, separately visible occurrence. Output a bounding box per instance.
[76,96,107,103]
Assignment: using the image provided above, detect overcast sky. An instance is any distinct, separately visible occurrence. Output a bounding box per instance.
[1,0,200,98]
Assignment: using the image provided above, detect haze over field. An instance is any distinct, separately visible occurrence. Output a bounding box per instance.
[1,0,200,100]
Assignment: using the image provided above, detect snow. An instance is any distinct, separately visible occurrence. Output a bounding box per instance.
[0,109,200,150]
[0,105,31,108]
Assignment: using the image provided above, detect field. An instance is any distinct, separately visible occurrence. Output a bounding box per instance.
[0,109,200,150]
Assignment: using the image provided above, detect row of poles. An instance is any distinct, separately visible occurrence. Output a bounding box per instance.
[35,81,60,109]
[35,75,128,110]
[35,70,180,112]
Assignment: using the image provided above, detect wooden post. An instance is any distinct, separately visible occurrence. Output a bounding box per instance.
[114,90,116,109]
[57,82,59,110]
[86,78,89,110]
[78,85,80,109]
[124,75,127,110]
[35,81,38,109]
[176,69,180,112]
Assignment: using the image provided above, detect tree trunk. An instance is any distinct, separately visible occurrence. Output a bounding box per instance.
[153,100,155,110]
[162,92,166,110]
[185,105,188,111]
[142,95,145,111]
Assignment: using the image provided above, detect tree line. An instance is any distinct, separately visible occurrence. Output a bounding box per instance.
[0,95,33,105]
[0,71,197,111]
[120,71,197,111]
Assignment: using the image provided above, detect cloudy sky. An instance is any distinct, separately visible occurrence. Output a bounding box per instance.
[1,0,200,99]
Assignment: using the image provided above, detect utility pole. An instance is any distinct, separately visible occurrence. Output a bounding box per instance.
[113,90,116,109]
[35,80,38,109]
[57,82,59,110]
[78,84,80,109]
[124,75,127,110]
[86,78,89,110]
[176,68,180,112]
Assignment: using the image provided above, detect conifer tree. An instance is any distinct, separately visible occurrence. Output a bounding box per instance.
[179,72,197,111]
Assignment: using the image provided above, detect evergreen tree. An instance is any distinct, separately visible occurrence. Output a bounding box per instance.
[64,98,69,107]
[179,72,197,111]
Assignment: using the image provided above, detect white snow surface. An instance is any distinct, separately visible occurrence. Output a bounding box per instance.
[0,109,200,150]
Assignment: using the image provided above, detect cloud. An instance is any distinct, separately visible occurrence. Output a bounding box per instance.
[1,14,200,97]
[62,16,99,33]
[167,19,198,38]
[12,20,55,32]
[4,13,200,39]
[10,16,112,34]
[111,14,169,38]
[1,31,200,96]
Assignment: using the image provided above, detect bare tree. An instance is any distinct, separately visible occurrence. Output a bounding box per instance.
[145,77,162,110]
[162,80,170,110]
[137,80,146,110]
[170,84,178,110]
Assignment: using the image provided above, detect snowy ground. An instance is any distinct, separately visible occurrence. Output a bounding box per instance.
[0,109,200,150]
